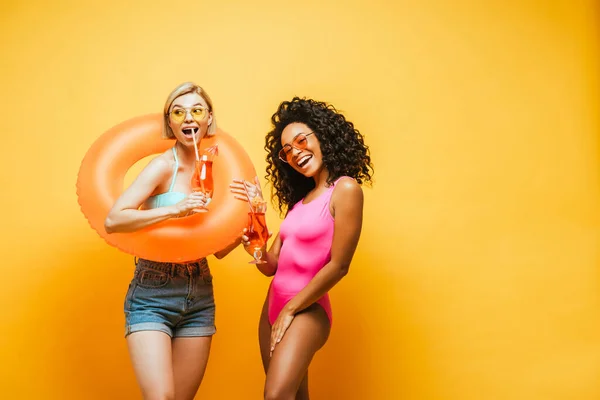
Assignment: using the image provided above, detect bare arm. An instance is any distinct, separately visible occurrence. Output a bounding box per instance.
[213,237,243,259]
[104,157,205,233]
[268,178,364,352]
[285,178,364,314]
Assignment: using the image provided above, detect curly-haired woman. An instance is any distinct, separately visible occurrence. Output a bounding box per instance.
[231,97,374,399]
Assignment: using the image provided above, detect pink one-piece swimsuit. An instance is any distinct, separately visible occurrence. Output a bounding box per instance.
[268,177,350,325]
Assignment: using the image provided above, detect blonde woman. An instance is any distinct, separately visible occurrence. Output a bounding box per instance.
[105,82,241,399]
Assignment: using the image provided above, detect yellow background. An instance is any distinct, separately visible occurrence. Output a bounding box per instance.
[1,1,599,399]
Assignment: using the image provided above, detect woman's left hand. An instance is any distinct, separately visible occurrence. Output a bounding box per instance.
[270,308,295,356]
[230,176,263,202]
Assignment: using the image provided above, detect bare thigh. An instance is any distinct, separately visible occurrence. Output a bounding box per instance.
[258,294,271,373]
[263,303,330,400]
[295,374,309,400]
[172,336,212,400]
[259,294,313,399]
[127,331,174,400]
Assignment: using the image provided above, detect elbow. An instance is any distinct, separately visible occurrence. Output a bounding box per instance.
[337,264,350,279]
[258,267,276,277]
[259,263,277,277]
[214,251,225,260]
[104,215,117,234]
[259,254,277,276]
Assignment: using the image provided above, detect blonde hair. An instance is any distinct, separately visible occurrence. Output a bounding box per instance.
[162,82,217,139]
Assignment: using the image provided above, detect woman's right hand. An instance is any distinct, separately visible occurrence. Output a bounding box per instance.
[171,192,208,217]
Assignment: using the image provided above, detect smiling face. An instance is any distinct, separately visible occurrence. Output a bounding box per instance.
[167,92,213,146]
[280,122,324,178]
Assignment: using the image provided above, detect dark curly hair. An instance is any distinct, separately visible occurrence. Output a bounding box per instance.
[265,97,374,215]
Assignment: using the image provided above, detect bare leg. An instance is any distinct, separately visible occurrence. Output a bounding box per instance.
[259,293,272,374]
[127,331,175,400]
[172,336,212,400]
[263,304,330,400]
[295,374,309,400]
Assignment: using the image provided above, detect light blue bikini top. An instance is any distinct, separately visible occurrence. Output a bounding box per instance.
[142,147,186,209]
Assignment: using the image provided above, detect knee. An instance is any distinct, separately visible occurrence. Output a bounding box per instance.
[143,390,175,400]
[264,383,295,400]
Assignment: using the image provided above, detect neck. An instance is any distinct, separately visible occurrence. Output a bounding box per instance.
[175,141,199,165]
[312,167,330,188]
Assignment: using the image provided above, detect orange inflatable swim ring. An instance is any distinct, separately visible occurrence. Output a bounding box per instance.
[76,113,256,262]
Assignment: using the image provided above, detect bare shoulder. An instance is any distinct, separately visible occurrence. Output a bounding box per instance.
[144,149,174,174]
[331,177,363,209]
[154,148,176,166]
[128,150,174,188]
[333,177,363,198]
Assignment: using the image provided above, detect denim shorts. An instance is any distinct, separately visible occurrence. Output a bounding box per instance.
[124,258,216,338]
